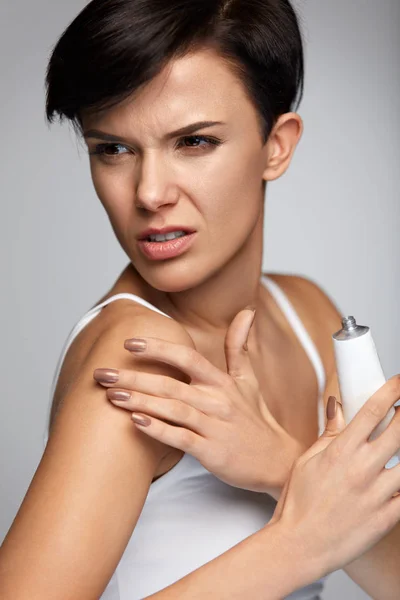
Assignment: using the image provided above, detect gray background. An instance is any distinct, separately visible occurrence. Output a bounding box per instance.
[1,1,399,598]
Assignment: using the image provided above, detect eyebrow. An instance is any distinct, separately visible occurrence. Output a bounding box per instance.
[83,121,225,143]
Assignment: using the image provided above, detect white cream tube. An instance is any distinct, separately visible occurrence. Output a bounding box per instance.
[333,317,400,468]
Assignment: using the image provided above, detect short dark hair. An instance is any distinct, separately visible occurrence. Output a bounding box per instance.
[45,0,304,143]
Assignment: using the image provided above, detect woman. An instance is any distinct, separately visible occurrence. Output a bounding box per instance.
[1,0,400,598]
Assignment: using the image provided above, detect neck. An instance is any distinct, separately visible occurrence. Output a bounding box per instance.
[160,211,265,339]
[123,209,267,343]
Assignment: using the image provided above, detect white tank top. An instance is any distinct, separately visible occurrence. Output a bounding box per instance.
[43,275,329,599]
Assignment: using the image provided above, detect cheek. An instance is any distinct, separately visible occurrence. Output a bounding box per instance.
[90,164,133,223]
[196,148,265,226]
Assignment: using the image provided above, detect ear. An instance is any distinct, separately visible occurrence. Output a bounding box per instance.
[262,113,303,182]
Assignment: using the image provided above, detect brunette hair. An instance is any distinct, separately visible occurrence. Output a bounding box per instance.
[45,0,304,142]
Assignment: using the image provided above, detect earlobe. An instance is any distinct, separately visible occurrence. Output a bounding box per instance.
[262,113,303,182]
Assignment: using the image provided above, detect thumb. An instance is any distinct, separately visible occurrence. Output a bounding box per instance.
[300,396,347,462]
[271,397,346,524]
[323,395,346,438]
[224,308,256,380]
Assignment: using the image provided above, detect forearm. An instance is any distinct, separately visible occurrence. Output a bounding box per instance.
[144,521,324,600]
[343,521,400,600]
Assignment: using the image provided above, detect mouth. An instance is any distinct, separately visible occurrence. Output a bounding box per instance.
[137,230,197,261]
[143,230,189,243]
[137,226,196,242]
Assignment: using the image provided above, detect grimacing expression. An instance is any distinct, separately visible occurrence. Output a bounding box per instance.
[82,48,271,292]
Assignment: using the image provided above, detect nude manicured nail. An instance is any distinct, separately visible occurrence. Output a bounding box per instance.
[93,368,119,384]
[124,338,147,352]
[108,390,131,401]
[327,396,337,420]
[132,414,151,427]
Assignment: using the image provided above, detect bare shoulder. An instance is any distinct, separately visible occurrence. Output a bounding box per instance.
[49,294,195,435]
[49,261,192,426]
[264,272,343,380]
[2,298,196,597]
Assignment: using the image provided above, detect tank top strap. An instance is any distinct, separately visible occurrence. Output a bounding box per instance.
[44,293,171,446]
[261,275,327,435]
[45,281,328,445]
[86,293,171,320]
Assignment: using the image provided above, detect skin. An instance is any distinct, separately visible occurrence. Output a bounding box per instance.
[1,46,400,600]
[81,48,400,597]
[81,47,326,449]
[82,47,302,343]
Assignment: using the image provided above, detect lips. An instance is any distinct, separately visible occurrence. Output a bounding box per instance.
[137,226,196,241]
[137,231,197,261]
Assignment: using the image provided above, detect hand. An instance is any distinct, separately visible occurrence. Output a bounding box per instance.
[93,309,305,498]
[269,379,400,578]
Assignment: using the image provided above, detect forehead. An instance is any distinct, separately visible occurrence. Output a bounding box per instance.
[83,48,257,134]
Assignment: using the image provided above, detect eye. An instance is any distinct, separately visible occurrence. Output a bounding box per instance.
[89,143,131,160]
[176,135,221,150]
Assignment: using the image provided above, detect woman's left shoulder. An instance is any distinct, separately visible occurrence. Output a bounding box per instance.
[263,272,343,378]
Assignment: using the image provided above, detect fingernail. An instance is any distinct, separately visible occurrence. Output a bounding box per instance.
[132,414,151,427]
[243,309,256,351]
[125,338,147,352]
[327,396,337,420]
[108,390,131,401]
[93,368,119,384]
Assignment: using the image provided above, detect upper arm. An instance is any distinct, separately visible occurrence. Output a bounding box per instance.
[0,305,195,599]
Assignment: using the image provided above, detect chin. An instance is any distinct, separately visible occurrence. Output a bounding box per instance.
[134,259,209,293]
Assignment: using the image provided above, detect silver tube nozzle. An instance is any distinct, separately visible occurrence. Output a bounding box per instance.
[342,316,357,331]
[333,316,369,340]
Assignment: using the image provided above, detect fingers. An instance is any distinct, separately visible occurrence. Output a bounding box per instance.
[295,397,346,464]
[224,308,257,381]
[94,368,223,414]
[368,405,400,470]
[376,460,400,501]
[131,413,206,457]
[95,367,193,400]
[340,375,400,450]
[108,390,208,434]
[324,396,346,437]
[310,395,400,492]
[123,337,229,387]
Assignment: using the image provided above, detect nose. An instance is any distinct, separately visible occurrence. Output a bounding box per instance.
[135,152,178,212]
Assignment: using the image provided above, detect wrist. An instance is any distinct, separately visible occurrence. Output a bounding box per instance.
[260,520,327,595]
[261,437,306,500]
